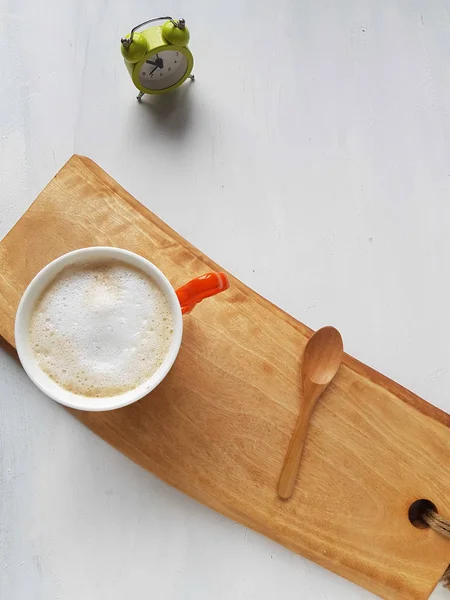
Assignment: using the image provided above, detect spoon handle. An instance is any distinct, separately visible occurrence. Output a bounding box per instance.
[277,405,314,500]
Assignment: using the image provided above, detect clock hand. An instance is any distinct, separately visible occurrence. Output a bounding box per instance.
[149,66,158,75]
[146,60,158,66]
[155,54,164,69]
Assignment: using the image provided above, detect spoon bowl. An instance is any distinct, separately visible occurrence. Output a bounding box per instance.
[303,326,344,385]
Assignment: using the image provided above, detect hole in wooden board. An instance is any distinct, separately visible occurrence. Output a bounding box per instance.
[408,499,437,529]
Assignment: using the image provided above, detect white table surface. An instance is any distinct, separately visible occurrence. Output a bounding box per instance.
[1,0,449,598]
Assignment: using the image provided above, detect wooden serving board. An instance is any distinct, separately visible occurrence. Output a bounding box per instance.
[1,155,450,600]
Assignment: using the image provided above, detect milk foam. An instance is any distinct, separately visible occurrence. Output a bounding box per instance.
[29,261,173,397]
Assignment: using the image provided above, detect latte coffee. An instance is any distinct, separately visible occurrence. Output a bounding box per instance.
[29,260,173,398]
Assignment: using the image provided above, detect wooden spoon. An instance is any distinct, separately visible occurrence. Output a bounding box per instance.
[277,326,344,500]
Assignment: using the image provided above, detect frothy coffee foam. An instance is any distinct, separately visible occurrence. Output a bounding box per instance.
[29,260,173,397]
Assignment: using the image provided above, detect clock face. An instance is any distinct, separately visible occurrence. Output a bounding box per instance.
[139,50,188,91]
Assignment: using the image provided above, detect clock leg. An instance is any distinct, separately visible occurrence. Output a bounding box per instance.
[136,91,145,102]
[189,74,195,81]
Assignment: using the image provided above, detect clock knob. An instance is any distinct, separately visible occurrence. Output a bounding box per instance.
[162,19,190,47]
[120,32,148,63]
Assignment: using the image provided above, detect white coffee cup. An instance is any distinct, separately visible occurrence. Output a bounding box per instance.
[15,247,229,412]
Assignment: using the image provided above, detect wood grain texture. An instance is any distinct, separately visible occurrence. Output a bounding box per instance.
[1,155,450,600]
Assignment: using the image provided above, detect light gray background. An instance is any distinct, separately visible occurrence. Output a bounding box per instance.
[1,0,449,598]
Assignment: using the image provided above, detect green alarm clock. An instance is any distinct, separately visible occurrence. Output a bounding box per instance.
[121,16,194,101]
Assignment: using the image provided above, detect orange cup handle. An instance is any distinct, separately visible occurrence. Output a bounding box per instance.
[176,272,230,315]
